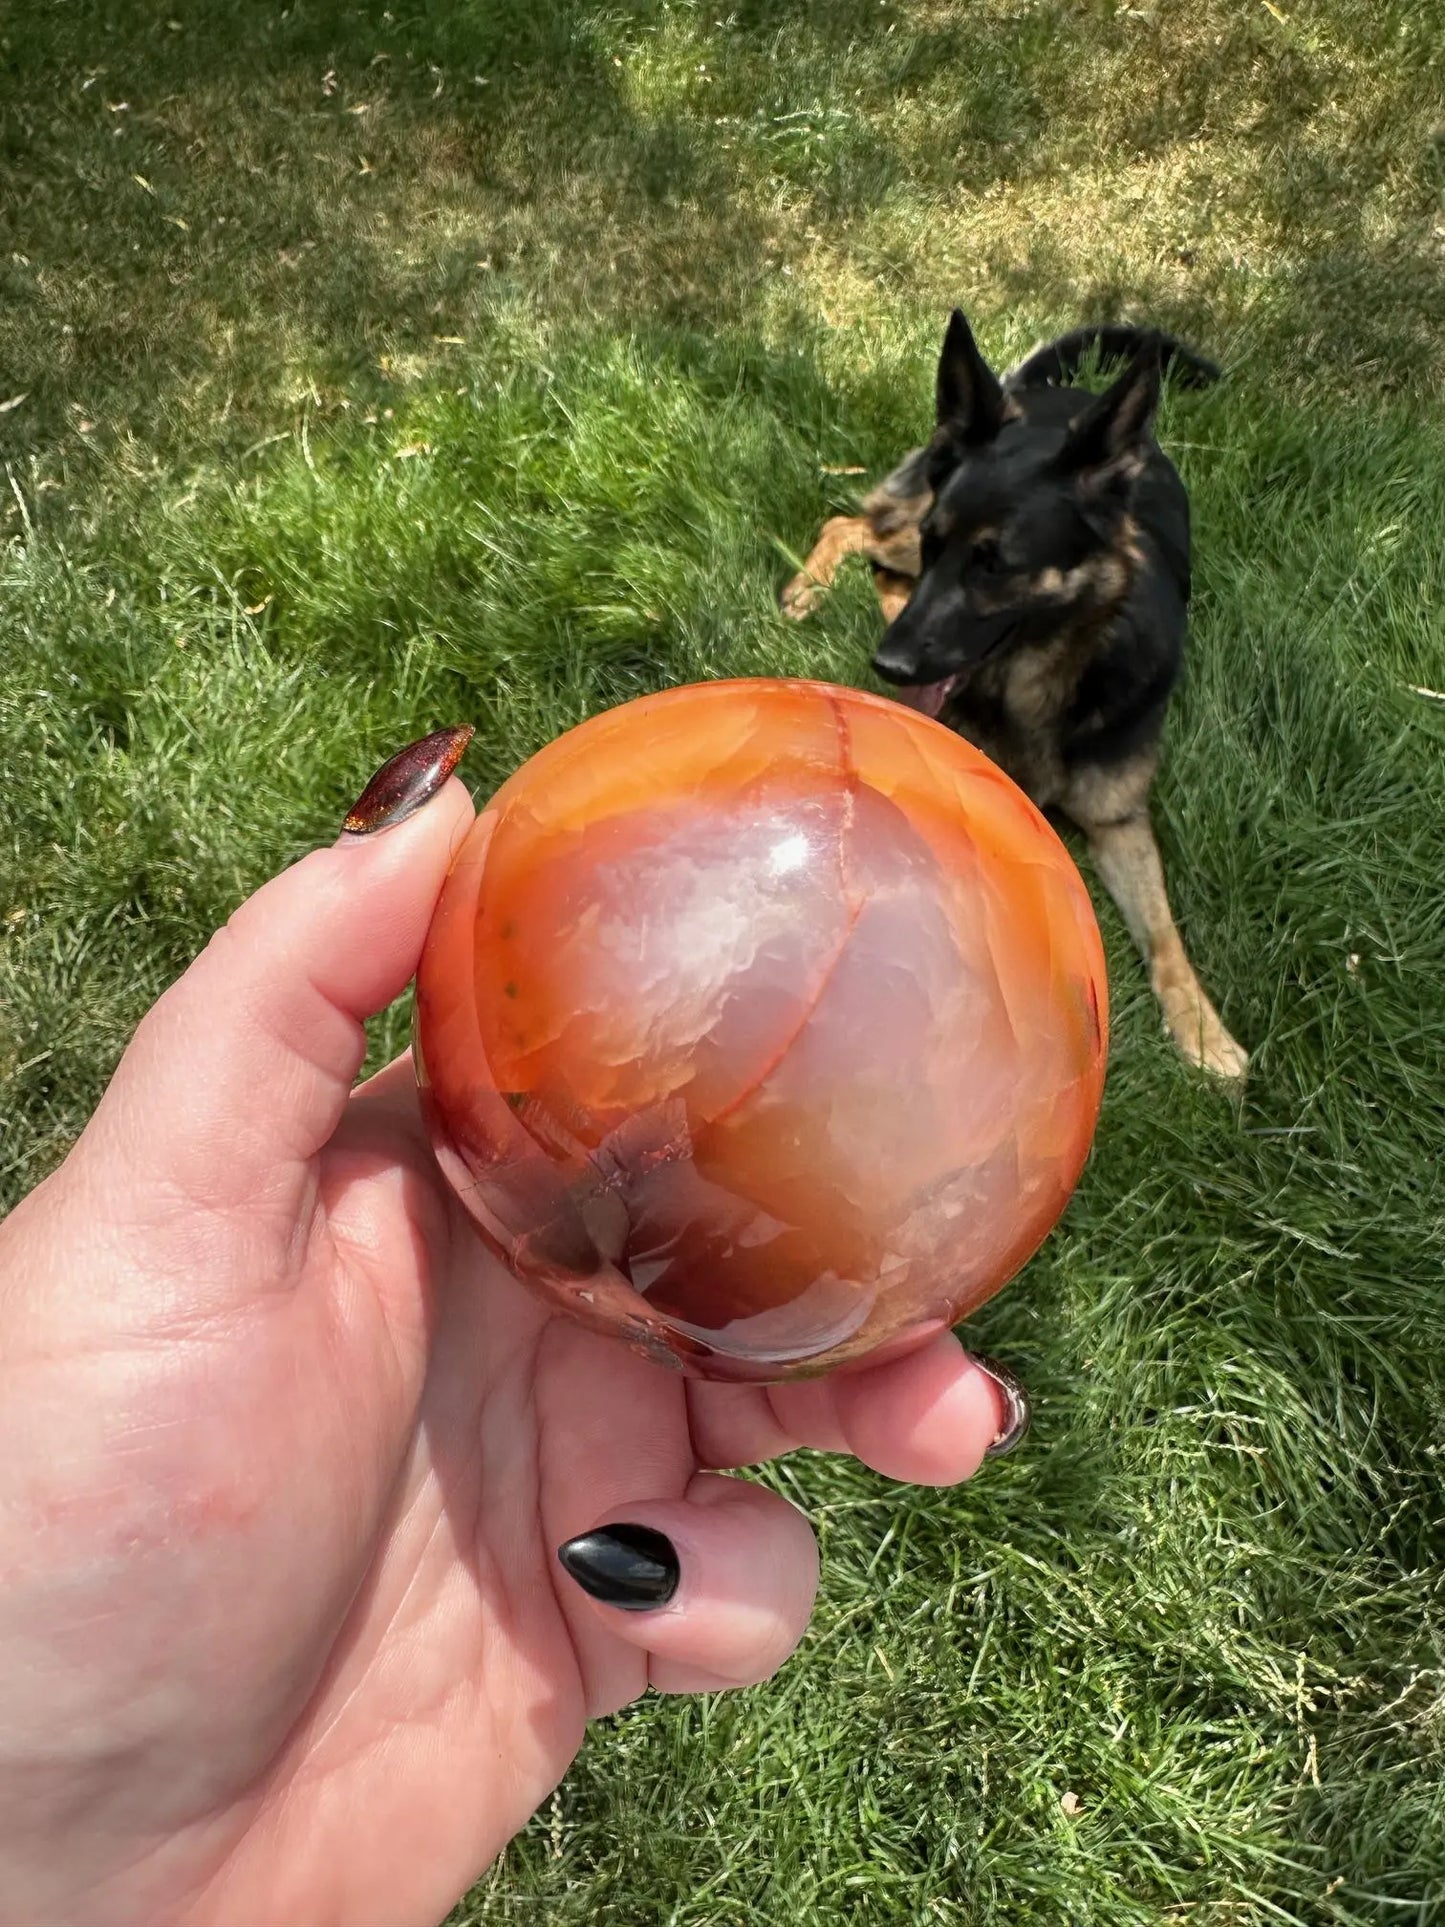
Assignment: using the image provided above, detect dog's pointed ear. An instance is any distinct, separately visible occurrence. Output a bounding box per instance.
[1054,342,1161,498]
[934,310,1006,446]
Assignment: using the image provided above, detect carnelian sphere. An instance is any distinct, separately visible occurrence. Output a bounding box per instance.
[414,678,1108,1382]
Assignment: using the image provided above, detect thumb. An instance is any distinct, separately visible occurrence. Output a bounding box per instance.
[85,728,476,1212]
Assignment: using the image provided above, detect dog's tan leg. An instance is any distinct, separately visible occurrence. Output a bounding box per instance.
[1085,814,1249,1079]
[780,516,875,620]
[873,568,915,625]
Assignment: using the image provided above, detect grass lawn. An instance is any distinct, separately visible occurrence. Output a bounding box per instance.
[4,0,1445,1919]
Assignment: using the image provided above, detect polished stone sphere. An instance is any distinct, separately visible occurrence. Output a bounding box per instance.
[414,679,1107,1382]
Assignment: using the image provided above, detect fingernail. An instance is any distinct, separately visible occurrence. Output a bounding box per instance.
[342,725,474,836]
[556,1523,680,1612]
[973,1355,1031,1458]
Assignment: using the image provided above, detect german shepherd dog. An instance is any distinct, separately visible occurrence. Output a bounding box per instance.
[781,311,1248,1079]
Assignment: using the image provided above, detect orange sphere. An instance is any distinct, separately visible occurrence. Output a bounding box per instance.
[415,679,1107,1382]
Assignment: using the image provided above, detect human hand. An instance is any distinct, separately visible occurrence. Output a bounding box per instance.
[0,729,1027,1927]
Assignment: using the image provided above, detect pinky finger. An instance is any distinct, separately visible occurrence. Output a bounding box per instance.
[557,1472,819,1696]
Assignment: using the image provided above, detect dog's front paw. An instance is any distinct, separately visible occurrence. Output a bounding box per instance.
[779,570,821,621]
[1176,1012,1250,1081]
[1162,986,1250,1081]
[1202,1025,1248,1086]
[1200,1028,1250,1081]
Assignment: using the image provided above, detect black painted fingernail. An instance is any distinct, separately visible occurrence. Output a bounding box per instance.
[557,1524,680,1612]
[342,725,474,835]
[974,1356,1031,1458]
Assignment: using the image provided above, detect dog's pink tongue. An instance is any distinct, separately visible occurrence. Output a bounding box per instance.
[890,680,952,720]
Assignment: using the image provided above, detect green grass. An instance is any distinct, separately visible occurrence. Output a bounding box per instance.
[4,1,1445,1921]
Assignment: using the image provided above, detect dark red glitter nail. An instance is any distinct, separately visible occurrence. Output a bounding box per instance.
[342,725,474,836]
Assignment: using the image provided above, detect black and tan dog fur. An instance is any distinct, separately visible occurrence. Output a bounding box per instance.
[782,312,1247,1078]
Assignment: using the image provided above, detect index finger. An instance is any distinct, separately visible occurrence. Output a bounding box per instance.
[686,1330,1024,1486]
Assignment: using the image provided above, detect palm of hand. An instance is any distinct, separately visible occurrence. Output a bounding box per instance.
[4,1055,705,1925]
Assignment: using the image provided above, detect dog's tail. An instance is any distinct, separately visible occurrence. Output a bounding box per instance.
[1005,324,1221,392]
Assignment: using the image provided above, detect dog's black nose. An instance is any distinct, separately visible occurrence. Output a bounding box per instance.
[871,644,920,686]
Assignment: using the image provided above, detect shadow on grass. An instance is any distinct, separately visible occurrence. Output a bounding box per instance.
[2,0,1442,488]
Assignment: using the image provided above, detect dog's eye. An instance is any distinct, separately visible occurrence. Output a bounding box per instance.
[968,537,1004,574]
